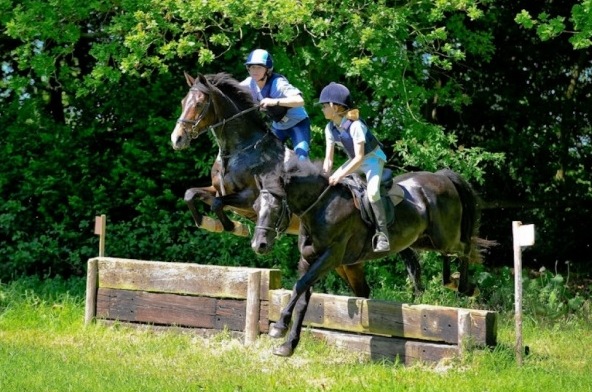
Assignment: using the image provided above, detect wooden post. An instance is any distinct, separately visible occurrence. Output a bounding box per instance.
[513,221,535,366]
[94,214,106,257]
[84,258,99,326]
[244,271,261,345]
[457,309,471,355]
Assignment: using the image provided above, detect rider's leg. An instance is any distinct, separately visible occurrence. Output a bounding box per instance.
[284,118,311,160]
[365,159,390,252]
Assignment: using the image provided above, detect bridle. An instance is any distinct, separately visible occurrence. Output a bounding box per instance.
[254,190,291,238]
[176,86,261,140]
[176,87,213,139]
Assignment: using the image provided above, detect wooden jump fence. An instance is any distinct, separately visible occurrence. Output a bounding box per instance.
[85,257,497,364]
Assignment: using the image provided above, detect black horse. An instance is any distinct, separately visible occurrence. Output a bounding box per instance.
[251,157,495,357]
[170,72,300,236]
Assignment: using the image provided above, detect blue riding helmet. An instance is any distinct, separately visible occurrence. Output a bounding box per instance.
[245,49,273,69]
[318,82,353,108]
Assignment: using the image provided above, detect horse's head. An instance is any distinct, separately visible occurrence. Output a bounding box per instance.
[170,72,218,150]
[251,176,290,254]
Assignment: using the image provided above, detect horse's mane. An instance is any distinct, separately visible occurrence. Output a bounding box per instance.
[260,157,327,198]
[205,73,254,108]
[284,156,324,178]
[283,157,329,189]
[202,72,269,129]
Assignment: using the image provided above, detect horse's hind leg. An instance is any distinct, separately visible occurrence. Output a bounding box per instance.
[400,248,423,296]
[457,257,478,296]
[335,264,370,298]
[443,255,477,296]
[442,255,453,288]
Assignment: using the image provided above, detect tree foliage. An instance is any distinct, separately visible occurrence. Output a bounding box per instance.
[1,0,590,281]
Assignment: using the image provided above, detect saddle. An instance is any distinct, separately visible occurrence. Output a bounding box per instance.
[341,168,405,228]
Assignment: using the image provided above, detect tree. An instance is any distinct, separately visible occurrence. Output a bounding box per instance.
[1,0,590,281]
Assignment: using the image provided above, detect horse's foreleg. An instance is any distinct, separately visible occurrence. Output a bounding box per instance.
[185,187,224,232]
[270,250,339,357]
[271,285,312,357]
[210,188,257,234]
[269,257,309,341]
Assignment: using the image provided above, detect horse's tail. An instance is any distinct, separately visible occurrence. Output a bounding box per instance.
[437,169,497,263]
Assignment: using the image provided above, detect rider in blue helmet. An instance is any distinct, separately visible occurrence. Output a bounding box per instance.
[319,82,391,252]
[241,49,311,160]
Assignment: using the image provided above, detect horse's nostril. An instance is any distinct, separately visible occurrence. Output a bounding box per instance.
[254,242,268,254]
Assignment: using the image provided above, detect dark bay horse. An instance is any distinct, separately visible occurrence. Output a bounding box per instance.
[251,157,495,357]
[170,72,300,236]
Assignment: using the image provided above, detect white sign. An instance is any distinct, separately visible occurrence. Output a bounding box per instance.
[516,224,535,247]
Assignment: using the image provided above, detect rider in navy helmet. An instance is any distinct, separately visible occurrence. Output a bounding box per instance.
[240,49,311,160]
[319,82,391,252]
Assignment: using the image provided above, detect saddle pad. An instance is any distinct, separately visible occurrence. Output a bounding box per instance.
[388,184,405,206]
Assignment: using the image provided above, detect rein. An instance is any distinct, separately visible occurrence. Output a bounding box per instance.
[205,105,261,134]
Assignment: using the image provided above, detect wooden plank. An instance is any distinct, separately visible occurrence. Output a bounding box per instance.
[96,288,246,331]
[259,301,270,333]
[309,329,459,365]
[244,271,261,344]
[468,307,498,347]
[93,257,281,299]
[269,289,497,346]
[84,258,98,326]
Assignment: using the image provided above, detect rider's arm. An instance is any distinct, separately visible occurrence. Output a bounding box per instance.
[329,141,364,185]
[260,94,303,108]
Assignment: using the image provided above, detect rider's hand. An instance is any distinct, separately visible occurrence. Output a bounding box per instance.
[329,173,342,186]
[259,98,281,108]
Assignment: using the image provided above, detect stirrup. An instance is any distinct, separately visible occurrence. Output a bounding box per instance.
[372,232,390,252]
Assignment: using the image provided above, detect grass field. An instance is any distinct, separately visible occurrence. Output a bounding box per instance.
[0,276,590,392]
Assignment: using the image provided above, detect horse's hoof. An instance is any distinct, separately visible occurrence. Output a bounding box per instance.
[268,323,287,339]
[200,216,224,233]
[231,221,250,237]
[273,344,294,357]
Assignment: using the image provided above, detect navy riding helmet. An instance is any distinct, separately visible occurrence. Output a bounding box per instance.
[318,82,353,108]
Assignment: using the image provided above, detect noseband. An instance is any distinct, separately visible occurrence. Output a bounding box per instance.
[176,87,213,139]
[255,190,291,238]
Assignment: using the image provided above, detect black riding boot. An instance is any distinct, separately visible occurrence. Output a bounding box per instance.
[370,200,390,252]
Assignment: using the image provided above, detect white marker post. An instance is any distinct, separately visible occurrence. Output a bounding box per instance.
[94,214,106,257]
[512,221,535,366]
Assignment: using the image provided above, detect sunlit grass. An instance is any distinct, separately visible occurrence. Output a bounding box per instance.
[1,277,591,392]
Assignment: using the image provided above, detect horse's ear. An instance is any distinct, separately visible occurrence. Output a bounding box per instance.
[197,73,210,87]
[184,71,195,87]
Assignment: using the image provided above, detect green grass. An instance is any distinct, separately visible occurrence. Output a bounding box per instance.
[1,276,591,392]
